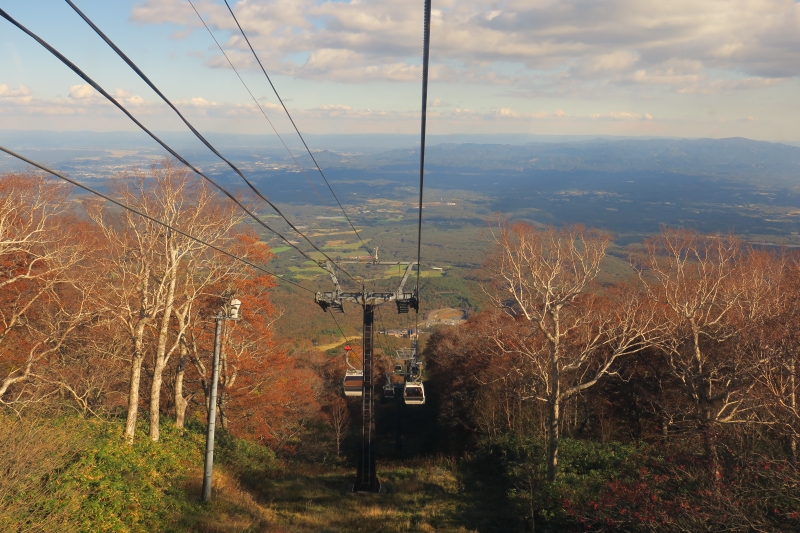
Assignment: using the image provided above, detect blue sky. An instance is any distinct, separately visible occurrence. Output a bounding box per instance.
[2,0,800,140]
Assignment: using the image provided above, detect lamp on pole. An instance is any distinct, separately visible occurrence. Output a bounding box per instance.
[202,297,241,503]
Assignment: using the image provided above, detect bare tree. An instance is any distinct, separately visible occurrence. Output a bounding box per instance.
[87,187,167,442]
[328,398,350,456]
[138,162,243,441]
[486,221,658,481]
[0,173,94,404]
[740,252,800,459]
[171,248,243,429]
[88,159,245,441]
[635,227,761,473]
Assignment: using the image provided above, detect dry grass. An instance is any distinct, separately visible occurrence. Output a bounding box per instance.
[250,459,476,533]
[0,414,86,532]
[196,456,478,533]
[178,468,286,532]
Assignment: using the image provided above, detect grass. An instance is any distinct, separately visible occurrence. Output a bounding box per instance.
[287,265,326,280]
[316,337,347,351]
[236,458,475,533]
[380,267,443,279]
[1,411,478,532]
[323,241,371,252]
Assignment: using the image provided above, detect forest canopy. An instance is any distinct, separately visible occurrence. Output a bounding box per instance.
[3,162,800,531]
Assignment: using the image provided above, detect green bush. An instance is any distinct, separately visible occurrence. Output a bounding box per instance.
[216,427,277,487]
[1,412,215,532]
[51,419,207,532]
[463,435,800,532]
[461,435,640,532]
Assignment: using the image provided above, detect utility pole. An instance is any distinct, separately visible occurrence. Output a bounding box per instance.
[316,258,418,493]
[202,298,241,503]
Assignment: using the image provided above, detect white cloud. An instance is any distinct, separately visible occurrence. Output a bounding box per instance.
[127,0,800,99]
[317,104,352,111]
[186,96,218,107]
[0,84,32,104]
[0,84,32,98]
[589,111,653,121]
[68,84,100,100]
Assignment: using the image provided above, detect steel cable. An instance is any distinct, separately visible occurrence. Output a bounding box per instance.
[186,0,328,208]
[414,0,433,345]
[328,311,350,346]
[62,0,354,280]
[223,0,372,257]
[0,145,314,294]
[0,6,326,271]
[415,0,432,295]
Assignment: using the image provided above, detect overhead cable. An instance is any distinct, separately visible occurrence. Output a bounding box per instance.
[413,0,433,341]
[415,0,432,295]
[0,145,314,294]
[328,311,350,346]
[223,0,373,257]
[0,7,322,268]
[374,305,392,358]
[61,0,352,279]
[185,0,327,208]
[0,8,350,284]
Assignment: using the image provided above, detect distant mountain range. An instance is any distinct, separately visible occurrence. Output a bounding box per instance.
[3,130,800,242]
[303,137,800,186]
[2,131,799,188]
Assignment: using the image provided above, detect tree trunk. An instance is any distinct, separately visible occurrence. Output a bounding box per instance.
[701,398,720,482]
[149,264,178,442]
[703,421,719,481]
[790,356,797,462]
[547,336,561,482]
[547,394,561,482]
[174,342,190,429]
[546,308,561,482]
[123,325,147,444]
[149,358,166,441]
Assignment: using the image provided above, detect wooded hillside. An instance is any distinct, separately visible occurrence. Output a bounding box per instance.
[3,163,800,531]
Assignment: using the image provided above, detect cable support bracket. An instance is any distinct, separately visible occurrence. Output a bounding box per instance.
[315,260,418,315]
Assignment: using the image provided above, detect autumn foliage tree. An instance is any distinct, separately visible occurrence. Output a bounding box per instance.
[0,173,95,404]
[85,159,261,442]
[486,221,659,481]
[634,228,772,473]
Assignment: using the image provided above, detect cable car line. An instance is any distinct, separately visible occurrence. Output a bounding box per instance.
[413,0,433,346]
[0,145,314,295]
[185,0,328,209]
[374,305,392,357]
[61,1,355,281]
[0,8,350,283]
[0,8,312,266]
[222,0,373,258]
[328,311,350,346]
[415,0,432,292]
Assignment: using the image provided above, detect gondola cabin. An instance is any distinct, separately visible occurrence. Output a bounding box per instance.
[383,383,395,400]
[403,383,425,405]
[394,364,404,374]
[343,371,363,397]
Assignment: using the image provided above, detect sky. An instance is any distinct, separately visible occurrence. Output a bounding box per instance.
[1,0,799,141]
